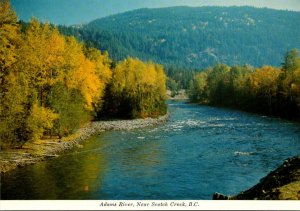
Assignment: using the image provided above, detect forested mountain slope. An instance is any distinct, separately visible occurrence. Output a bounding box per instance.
[59,6,300,69]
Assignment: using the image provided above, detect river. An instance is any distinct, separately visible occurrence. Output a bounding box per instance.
[1,101,300,199]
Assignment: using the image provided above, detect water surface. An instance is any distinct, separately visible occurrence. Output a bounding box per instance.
[1,101,300,199]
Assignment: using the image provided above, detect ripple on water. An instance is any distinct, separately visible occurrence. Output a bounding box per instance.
[234,151,258,156]
[1,101,300,200]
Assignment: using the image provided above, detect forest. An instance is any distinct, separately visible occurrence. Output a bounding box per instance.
[0,0,167,148]
[1,0,300,149]
[57,6,300,95]
[188,49,300,119]
[1,0,300,202]
[58,6,300,70]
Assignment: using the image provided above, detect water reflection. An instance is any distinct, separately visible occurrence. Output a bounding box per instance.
[122,141,163,167]
[1,101,300,199]
[2,136,107,199]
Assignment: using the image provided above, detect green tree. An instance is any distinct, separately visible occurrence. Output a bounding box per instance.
[49,83,91,137]
[188,70,210,103]
[207,64,230,104]
[278,49,300,117]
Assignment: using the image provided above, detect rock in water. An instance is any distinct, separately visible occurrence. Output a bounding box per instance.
[212,193,232,200]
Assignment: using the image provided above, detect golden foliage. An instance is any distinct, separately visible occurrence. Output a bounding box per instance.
[111,57,166,118]
[0,0,20,77]
[26,103,59,141]
[20,18,66,87]
[249,66,281,96]
[0,1,165,147]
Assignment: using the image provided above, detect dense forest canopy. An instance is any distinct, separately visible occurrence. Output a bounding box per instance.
[1,0,300,149]
[59,6,300,70]
[188,49,300,119]
[0,0,167,148]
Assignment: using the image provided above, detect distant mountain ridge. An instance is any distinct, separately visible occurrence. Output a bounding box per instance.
[59,6,300,69]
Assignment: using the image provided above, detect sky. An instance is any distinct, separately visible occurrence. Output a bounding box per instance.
[10,0,300,25]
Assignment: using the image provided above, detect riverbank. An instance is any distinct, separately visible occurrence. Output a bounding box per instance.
[191,100,300,122]
[166,89,189,100]
[0,114,169,173]
[213,155,300,200]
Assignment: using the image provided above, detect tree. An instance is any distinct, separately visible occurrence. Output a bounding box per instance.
[19,18,66,106]
[106,57,166,118]
[280,49,300,103]
[0,0,27,148]
[26,102,58,141]
[277,49,300,118]
[228,65,253,106]
[49,83,90,137]
[0,0,19,77]
[83,47,112,111]
[166,77,180,97]
[248,66,281,112]
[188,70,210,103]
[207,64,230,104]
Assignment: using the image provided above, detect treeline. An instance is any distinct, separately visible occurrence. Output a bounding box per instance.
[165,66,196,96]
[0,0,166,148]
[59,6,300,69]
[188,49,300,119]
[100,58,167,118]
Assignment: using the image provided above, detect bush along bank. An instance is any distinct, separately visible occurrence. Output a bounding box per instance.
[0,114,169,173]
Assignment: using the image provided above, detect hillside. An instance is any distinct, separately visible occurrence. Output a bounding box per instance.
[59,6,300,69]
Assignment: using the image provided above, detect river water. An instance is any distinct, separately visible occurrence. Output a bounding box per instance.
[1,101,300,199]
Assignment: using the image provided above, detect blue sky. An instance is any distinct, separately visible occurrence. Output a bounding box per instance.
[11,0,300,25]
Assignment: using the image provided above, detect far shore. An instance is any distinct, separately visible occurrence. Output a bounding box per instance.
[0,114,169,173]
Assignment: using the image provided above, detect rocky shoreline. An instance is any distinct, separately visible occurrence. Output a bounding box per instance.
[213,156,300,200]
[166,89,189,100]
[0,114,169,173]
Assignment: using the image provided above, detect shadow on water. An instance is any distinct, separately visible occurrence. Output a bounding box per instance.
[1,101,300,199]
[1,136,107,199]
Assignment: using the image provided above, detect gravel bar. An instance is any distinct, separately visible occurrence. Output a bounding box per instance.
[0,114,169,173]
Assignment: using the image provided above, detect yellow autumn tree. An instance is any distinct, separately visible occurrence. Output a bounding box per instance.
[151,63,167,116]
[26,103,59,141]
[83,47,112,110]
[62,37,105,110]
[14,19,68,141]
[109,57,166,118]
[249,66,281,97]
[19,18,66,105]
[0,0,29,148]
[0,0,20,75]
[1,4,166,147]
